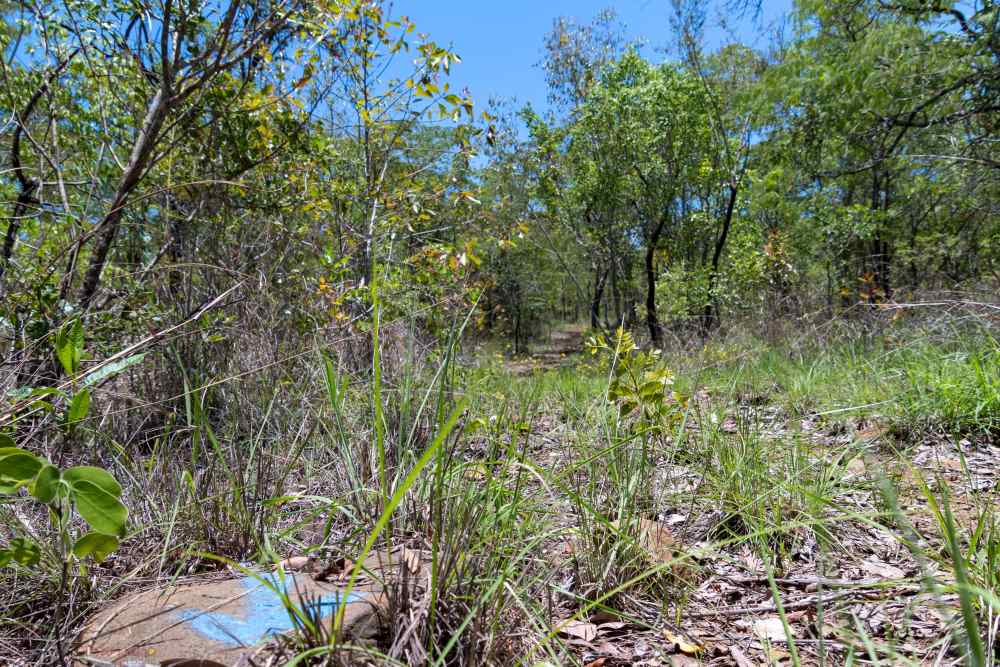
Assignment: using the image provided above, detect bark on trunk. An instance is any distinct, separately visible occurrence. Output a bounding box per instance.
[590,265,608,330]
[702,184,738,334]
[78,87,170,309]
[645,214,668,345]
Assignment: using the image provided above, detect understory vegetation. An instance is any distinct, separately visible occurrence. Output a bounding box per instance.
[1,0,1000,665]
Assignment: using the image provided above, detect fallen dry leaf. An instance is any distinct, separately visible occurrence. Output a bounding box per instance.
[669,656,701,667]
[274,556,314,572]
[855,419,889,443]
[597,621,628,633]
[314,556,354,582]
[663,629,703,655]
[762,645,791,662]
[752,616,793,643]
[861,557,906,580]
[785,610,809,623]
[556,619,598,643]
[847,457,867,476]
[589,610,621,624]
[729,645,755,667]
[583,659,607,667]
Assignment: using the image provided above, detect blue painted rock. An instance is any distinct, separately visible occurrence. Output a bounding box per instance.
[75,563,397,666]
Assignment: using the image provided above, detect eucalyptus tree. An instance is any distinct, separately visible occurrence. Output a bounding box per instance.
[523,107,622,330]
[0,0,315,389]
[576,51,711,342]
[761,0,973,301]
[684,43,759,331]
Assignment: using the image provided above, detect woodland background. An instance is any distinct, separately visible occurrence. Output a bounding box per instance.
[1,1,1000,665]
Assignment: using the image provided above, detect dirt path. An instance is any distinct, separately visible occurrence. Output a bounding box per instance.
[504,323,589,375]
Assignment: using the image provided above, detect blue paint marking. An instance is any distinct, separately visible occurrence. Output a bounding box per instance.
[175,575,366,647]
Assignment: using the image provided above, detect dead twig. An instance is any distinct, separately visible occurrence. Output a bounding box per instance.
[687,585,919,618]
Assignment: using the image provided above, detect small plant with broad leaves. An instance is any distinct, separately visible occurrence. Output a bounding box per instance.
[0,437,128,567]
[586,327,684,434]
[1,318,132,568]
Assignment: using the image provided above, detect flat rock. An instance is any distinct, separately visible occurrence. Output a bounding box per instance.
[76,549,423,666]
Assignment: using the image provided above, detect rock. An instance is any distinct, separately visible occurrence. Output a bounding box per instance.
[75,548,423,666]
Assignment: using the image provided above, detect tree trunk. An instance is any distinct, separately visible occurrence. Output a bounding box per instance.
[0,53,77,287]
[79,87,170,310]
[645,214,668,345]
[590,265,608,329]
[702,184,738,334]
[610,256,623,326]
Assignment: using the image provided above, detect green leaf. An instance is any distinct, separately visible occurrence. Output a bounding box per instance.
[30,464,61,504]
[69,480,127,536]
[55,319,84,376]
[8,538,40,566]
[64,467,127,536]
[66,389,91,427]
[81,353,146,388]
[0,549,10,567]
[0,448,43,490]
[0,434,13,448]
[6,387,61,402]
[5,387,32,401]
[73,532,119,562]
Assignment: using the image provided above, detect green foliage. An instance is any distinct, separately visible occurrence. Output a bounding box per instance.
[54,319,83,377]
[0,448,127,566]
[587,327,681,433]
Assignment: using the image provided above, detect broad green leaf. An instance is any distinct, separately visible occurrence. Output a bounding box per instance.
[81,353,146,388]
[63,466,122,496]
[0,434,13,448]
[0,549,10,567]
[73,532,119,562]
[55,319,84,376]
[8,538,40,567]
[0,448,43,489]
[30,464,61,504]
[66,389,91,427]
[68,480,128,536]
[64,467,127,536]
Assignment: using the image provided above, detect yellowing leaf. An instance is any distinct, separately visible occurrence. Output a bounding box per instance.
[663,629,703,655]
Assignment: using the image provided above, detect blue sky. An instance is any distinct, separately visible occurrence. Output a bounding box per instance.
[397,0,793,113]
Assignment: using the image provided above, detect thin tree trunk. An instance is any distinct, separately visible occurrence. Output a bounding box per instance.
[610,256,622,325]
[78,87,170,309]
[645,214,668,345]
[702,184,738,334]
[590,265,608,330]
[1,52,77,286]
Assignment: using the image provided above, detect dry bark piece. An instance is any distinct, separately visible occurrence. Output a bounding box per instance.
[556,619,598,643]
